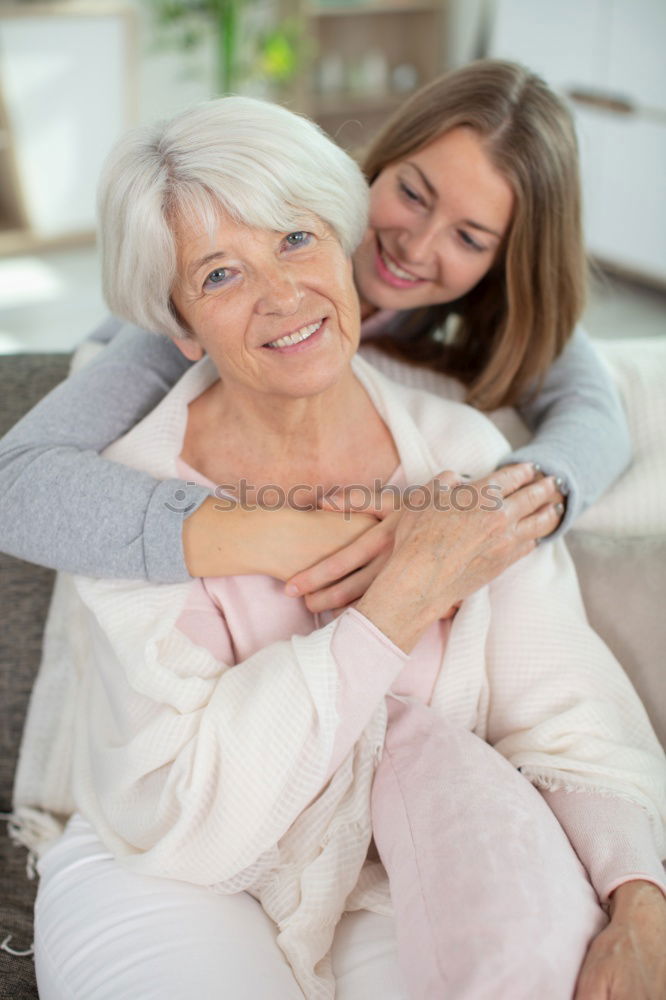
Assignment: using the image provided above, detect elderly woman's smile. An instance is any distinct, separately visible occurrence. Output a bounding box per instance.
[170,213,362,402]
[263,318,324,351]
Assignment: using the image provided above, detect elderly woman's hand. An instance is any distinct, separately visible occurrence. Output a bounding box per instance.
[286,462,564,614]
[353,462,564,653]
[574,881,666,1000]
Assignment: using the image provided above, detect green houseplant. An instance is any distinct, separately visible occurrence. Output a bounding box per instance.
[147,0,303,96]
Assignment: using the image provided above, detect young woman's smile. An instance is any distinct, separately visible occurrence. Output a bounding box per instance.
[374,241,429,288]
[354,126,514,317]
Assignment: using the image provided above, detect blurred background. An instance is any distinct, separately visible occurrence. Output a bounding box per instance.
[0,0,664,354]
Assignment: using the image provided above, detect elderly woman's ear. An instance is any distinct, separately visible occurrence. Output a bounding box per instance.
[168,299,205,361]
[173,334,205,363]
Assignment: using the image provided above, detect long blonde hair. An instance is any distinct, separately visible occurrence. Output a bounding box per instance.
[362,60,587,410]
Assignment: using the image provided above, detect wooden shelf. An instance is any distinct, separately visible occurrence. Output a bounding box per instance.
[0,2,137,257]
[0,227,95,258]
[306,1,439,18]
[0,84,28,237]
[312,92,412,116]
[0,2,133,18]
[292,0,445,148]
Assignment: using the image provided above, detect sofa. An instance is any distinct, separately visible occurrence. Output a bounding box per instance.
[1,347,665,998]
[1,354,70,998]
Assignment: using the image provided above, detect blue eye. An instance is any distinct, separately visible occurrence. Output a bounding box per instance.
[204,267,230,288]
[284,231,312,248]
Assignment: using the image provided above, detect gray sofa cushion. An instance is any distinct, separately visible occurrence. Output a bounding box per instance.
[1,353,69,999]
[0,354,69,812]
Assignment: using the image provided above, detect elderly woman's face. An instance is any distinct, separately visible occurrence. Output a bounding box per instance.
[170,212,360,399]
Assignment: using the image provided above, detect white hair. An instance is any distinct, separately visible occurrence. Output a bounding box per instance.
[98,97,369,338]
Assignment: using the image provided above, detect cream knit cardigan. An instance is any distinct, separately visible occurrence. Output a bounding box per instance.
[13,352,666,999]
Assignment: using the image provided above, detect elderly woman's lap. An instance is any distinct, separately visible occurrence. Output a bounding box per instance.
[34,814,407,1000]
[34,814,301,999]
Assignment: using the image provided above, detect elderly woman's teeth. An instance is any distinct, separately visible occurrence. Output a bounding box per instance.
[266,320,322,349]
[381,248,420,282]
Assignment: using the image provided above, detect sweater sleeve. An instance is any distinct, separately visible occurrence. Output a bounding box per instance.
[0,322,201,582]
[542,788,666,903]
[74,574,406,886]
[502,327,632,535]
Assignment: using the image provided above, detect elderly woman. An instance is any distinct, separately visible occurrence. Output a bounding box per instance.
[22,98,666,1000]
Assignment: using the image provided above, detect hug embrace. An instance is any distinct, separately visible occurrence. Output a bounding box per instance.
[4,60,665,999]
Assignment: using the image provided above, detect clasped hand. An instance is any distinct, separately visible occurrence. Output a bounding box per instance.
[286,462,564,615]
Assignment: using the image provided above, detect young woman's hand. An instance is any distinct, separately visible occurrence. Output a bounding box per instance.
[286,462,564,614]
[183,496,377,580]
[285,495,400,611]
[574,881,666,999]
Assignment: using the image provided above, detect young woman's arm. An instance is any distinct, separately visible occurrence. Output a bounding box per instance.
[0,322,376,581]
[505,326,632,535]
[0,322,198,580]
[288,327,631,607]
[0,321,626,589]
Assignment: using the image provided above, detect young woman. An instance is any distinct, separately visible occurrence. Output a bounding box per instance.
[0,60,629,606]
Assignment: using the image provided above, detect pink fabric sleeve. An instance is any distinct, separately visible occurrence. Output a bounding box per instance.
[542,787,666,903]
[328,608,409,775]
[175,579,235,663]
[176,592,407,782]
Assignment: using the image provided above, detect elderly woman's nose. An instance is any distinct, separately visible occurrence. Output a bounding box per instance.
[255,269,304,315]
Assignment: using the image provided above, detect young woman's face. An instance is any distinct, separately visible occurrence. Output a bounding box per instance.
[353,127,514,316]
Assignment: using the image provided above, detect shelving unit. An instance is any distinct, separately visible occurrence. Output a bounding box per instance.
[0,84,29,253]
[0,1,137,257]
[490,0,666,287]
[0,0,445,253]
[295,0,445,149]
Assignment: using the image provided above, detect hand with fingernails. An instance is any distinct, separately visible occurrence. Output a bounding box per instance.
[285,461,565,620]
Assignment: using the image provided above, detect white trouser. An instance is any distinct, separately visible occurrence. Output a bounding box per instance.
[34,814,407,1000]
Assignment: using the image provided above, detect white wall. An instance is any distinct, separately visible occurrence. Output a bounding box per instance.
[0,11,132,237]
[487,0,666,283]
[444,0,493,68]
[126,0,216,125]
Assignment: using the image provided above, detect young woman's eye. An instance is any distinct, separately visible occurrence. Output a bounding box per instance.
[458,230,485,253]
[398,181,424,205]
[284,231,313,249]
[203,267,231,289]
